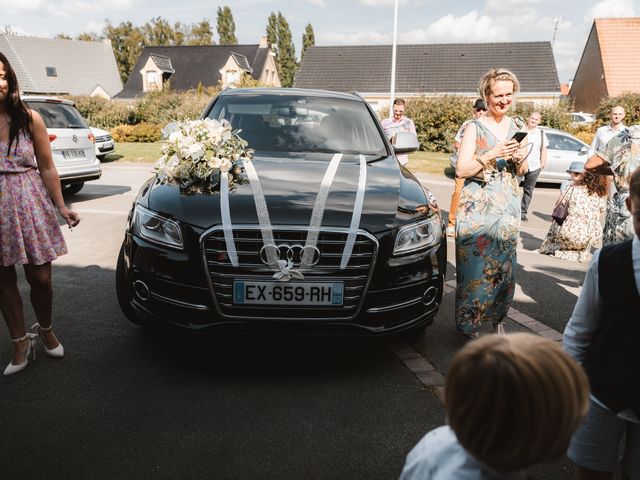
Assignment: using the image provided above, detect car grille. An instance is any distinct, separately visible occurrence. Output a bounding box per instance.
[95,135,112,142]
[200,227,378,320]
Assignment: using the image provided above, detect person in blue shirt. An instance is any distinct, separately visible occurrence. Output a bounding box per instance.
[400,333,589,480]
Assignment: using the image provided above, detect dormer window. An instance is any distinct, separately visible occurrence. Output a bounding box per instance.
[146,71,160,91]
[46,67,57,77]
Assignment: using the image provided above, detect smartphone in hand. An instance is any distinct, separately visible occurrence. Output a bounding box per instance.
[510,131,528,143]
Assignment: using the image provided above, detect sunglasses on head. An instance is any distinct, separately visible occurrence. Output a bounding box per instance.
[474,108,486,112]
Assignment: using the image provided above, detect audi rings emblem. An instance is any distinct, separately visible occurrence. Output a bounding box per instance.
[259,244,321,266]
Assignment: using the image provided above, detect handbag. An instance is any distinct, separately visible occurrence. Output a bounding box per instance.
[551,186,574,225]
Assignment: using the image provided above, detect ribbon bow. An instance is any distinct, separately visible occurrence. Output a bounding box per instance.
[272,260,305,282]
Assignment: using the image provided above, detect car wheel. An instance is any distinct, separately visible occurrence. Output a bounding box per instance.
[116,243,148,327]
[61,182,84,195]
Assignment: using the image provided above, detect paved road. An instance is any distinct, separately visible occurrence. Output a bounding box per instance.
[0,164,586,479]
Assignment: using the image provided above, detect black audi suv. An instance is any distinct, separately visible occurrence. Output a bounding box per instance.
[116,88,446,335]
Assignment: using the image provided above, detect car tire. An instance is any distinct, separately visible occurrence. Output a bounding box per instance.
[61,182,84,195]
[97,154,106,161]
[116,243,148,327]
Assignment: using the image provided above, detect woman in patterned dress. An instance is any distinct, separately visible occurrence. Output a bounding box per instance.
[454,69,528,338]
[0,53,80,375]
[539,163,608,262]
[585,125,640,245]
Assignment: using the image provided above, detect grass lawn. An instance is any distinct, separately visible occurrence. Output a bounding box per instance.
[101,142,163,164]
[104,142,452,178]
[407,151,452,177]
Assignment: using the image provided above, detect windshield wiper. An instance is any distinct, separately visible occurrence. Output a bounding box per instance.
[66,124,85,129]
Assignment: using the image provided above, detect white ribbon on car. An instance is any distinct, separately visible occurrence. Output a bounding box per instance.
[220,170,239,267]
[219,153,367,280]
[340,154,367,270]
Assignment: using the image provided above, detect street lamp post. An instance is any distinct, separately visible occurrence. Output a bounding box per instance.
[389,0,399,117]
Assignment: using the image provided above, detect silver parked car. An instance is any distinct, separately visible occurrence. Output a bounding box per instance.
[536,127,590,184]
[23,96,102,195]
[90,126,115,160]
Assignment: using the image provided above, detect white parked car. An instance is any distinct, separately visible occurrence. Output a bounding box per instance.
[537,127,590,184]
[569,112,596,127]
[23,96,101,195]
[90,126,115,160]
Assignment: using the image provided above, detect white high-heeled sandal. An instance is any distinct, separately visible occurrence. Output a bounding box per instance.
[3,333,37,376]
[31,323,64,358]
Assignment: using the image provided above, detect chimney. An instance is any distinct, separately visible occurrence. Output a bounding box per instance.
[259,36,268,48]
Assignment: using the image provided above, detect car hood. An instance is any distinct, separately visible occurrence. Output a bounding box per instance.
[143,152,432,232]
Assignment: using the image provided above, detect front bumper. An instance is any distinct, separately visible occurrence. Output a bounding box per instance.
[119,226,445,335]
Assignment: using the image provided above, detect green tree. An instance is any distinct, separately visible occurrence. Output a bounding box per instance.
[54,33,72,40]
[217,6,237,45]
[3,25,18,36]
[143,16,176,46]
[301,23,315,61]
[77,32,101,42]
[188,19,214,45]
[266,13,278,48]
[276,12,297,87]
[103,20,146,83]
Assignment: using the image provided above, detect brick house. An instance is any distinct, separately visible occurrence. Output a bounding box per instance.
[117,37,280,99]
[295,42,561,112]
[569,17,640,113]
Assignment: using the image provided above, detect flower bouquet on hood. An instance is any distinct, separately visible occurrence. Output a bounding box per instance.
[155,118,254,195]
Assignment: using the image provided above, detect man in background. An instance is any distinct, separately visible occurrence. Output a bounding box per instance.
[520,112,548,221]
[589,105,627,157]
[446,99,486,236]
[382,98,416,167]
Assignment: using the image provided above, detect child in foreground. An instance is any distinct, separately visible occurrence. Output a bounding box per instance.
[400,333,589,480]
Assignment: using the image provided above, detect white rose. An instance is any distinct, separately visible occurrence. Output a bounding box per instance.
[220,158,232,173]
[188,143,205,159]
[168,131,181,143]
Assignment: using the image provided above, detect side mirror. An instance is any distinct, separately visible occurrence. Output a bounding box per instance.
[393,131,420,154]
[579,146,588,155]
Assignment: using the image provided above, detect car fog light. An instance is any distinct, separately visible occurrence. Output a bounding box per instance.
[422,286,438,306]
[134,280,150,301]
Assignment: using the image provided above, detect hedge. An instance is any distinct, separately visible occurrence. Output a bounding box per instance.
[68,89,640,148]
[110,123,163,142]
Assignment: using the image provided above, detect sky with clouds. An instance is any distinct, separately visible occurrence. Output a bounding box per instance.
[1,0,637,83]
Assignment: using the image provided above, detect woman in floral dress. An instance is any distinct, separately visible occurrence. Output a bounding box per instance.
[454,69,528,338]
[539,164,608,262]
[585,125,640,245]
[0,53,80,375]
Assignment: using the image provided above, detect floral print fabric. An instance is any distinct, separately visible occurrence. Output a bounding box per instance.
[539,184,606,262]
[599,126,640,246]
[0,132,67,266]
[455,120,521,337]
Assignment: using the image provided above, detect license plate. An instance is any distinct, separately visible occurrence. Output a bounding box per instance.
[233,281,344,306]
[61,149,86,158]
[100,142,113,150]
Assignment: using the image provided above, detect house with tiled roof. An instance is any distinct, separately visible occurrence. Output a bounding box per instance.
[569,17,640,113]
[0,34,122,98]
[117,38,280,98]
[295,42,561,112]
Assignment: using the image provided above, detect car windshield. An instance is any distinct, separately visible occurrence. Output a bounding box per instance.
[206,94,387,156]
[26,101,88,129]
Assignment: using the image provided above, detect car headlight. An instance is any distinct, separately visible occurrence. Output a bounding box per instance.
[393,217,441,255]
[133,204,184,249]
